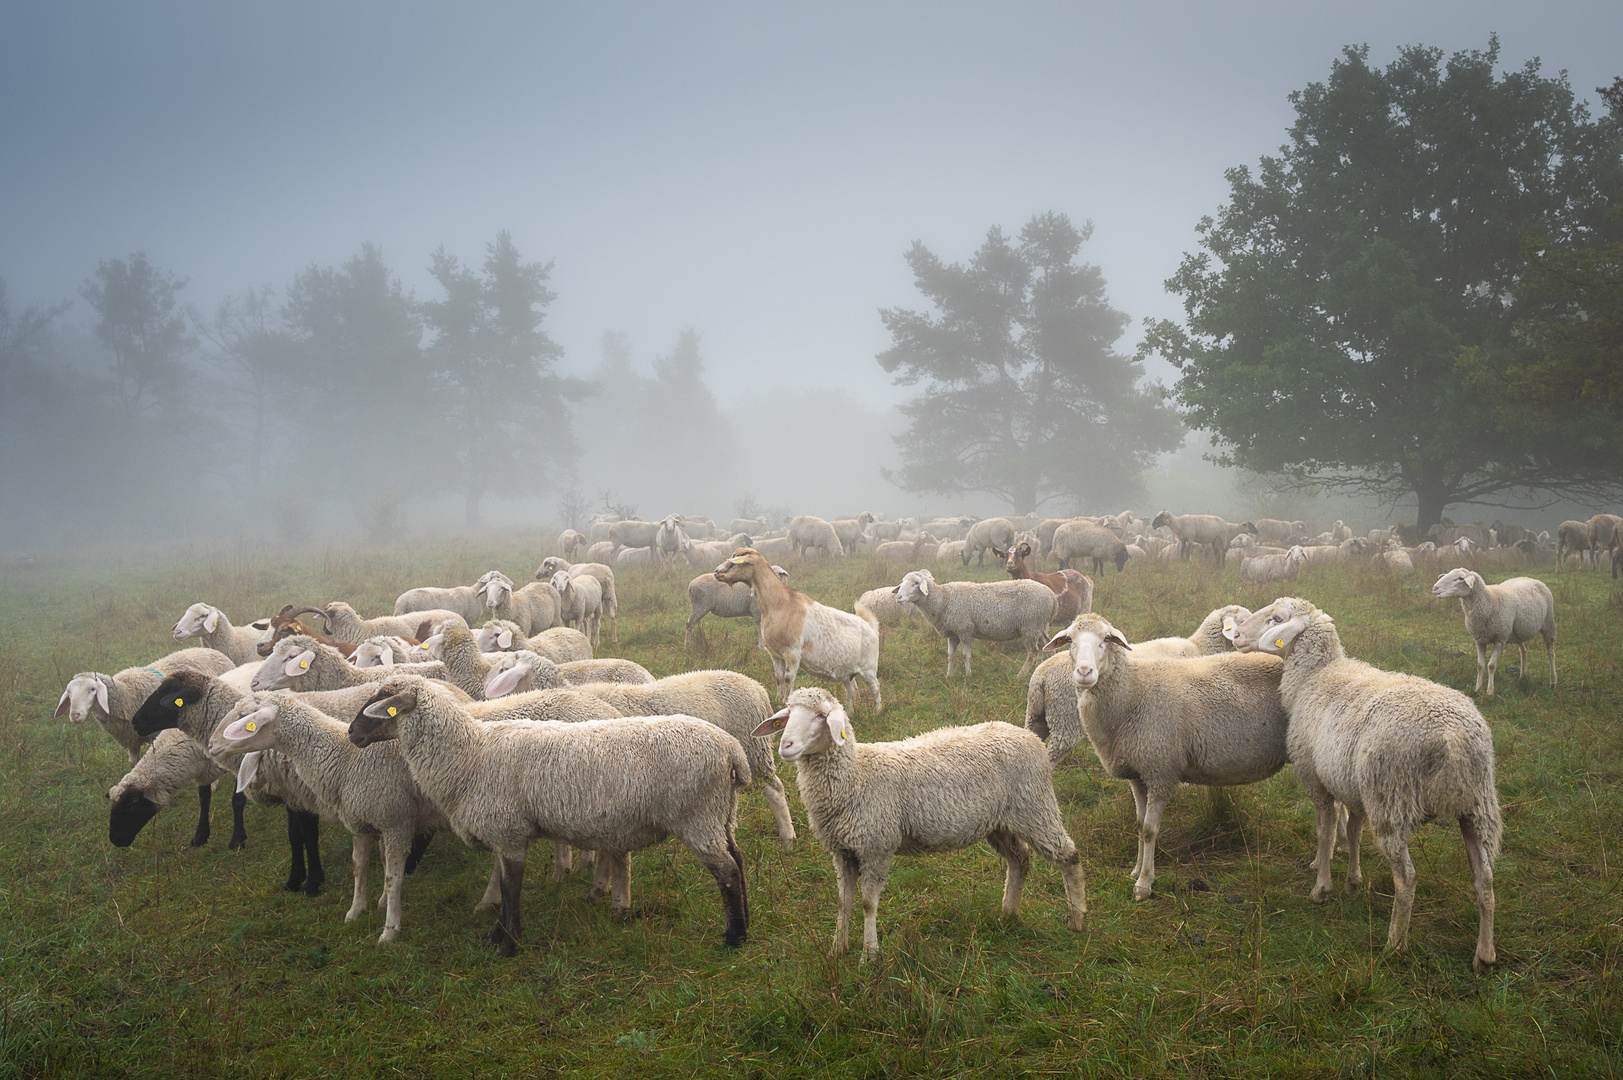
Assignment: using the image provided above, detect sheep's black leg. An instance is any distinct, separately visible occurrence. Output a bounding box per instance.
[190,784,212,847]
[703,848,749,948]
[494,856,525,957]
[228,791,247,850]
[299,812,325,896]
[405,832,432,875]
[284,808,307,892]
[728,834,750,926]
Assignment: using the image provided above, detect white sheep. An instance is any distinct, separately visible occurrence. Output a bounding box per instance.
[482,650,655,696]
[56,647,237,766]
[251,634,447,693]
[480,576,561,636]
[787,515,846,558]
[894,569,1056,677]
[349,674,751,954]
[1431,568,1556,696]
[535,558,619,643]
[831,512,876,555]
[171,604,272,665]
[107,728,235,850]
[872,532,937,563]
[1041,613,1290,900]
[714,549,881,712]
[557,529,587,559]
[391,572,504,625]
[475,619,593,663]
[1149,512,1259,567]
[1231,598,1502,971]
[934,539,968,565]
[853,585,920,627]
[1051,521,1130,575]
[964,517,1016,567]
[754,686,1086,958]
[549,569,603,646]
[684,565,788,649]
[318,601,466,645]
[1241,544,1307,583]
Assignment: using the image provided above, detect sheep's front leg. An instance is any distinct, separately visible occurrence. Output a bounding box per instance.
[1309,801,1340,902]
[1461,817,1497,972]
[191,782,213,848]
[378,833,407,943]
[346,834,374,923]
[831,851,858,957]
[609,851,632,914]
[488,854,526,957]
[1017,635,1038,677]
[1473,641,1488,693]
[1127,779,1149,879]
[858,854,893,958]
[1516,642,1529,679]
[763,776,797,850]
[1133,788,1171,901]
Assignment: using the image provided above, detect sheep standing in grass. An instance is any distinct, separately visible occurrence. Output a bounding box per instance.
[894,569,1056,678]
[392,573,501,625]
[56,648,238,767]
[714,549,881,712]
[1241,545,1308,584]
[964,517,1016,567]
[1556,520,1592,570]
[1231,597,1502,971]
[1431,568,1556,696]
[1150,512,1258,567]
[481,576,561,637]
[1051,521,1129,575]
[1042,614,1290,900]
[171,604,272,665]
[107,729,237,849]
[788,515,846,559]
[831,512,876,556]
[550,570,603,646]
[535,558,619,643]
[754,686,1086,959]
[348,675,751,955]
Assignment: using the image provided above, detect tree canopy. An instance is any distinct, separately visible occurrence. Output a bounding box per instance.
[1142,39,1623,528]
[879,212,1182,514]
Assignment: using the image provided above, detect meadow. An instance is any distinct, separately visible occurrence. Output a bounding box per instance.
[0,537,1619,1079]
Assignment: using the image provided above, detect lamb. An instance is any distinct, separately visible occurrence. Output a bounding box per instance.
[482,651,656,695]
[107,728,239,850]
[894,569,1056,678]
[684,564,788,649]
[557,529,587,559]
[964,517,1016,567]
[1040,613,1290,900]
[475,619,593,663]
[550,570,603,646]
[787,515,846,559]
[348,675,750,954]
[1431,568,1556,696]
[543,669,797,849]
[55,647,238,767]
[753,686,1086,958]
[1556,519,1592,570]
[319,601,466,645]
[251,634,448,694]
[1241,544,1308,584]
[1149,511,1259,567]
[1051,520,1129,575]
[831,512,876,556]
[713,548,881,712]
[996,541,1092,625]
[535,558,619,643]
[481,576,561,636]
[1230,598,1502,971]
[209,692,451,943]
[171,604,272,664]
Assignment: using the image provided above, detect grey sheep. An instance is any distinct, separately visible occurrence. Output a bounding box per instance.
[963,517,1016,567]
[1043,613,1290,901]
[894,568,1057,677]
[1051,521,1130,574]
[535,558,619,643]
[1149,511,1259,567]
[55,647,237,767]
[755,686,1086,958]
[210,692,451,943]
[1431,568,1556,696]
[684,564,788,649]
[171,604,272,665]
[1231,597,1502,972]
[349,674,751,954]
[476,619,593,663]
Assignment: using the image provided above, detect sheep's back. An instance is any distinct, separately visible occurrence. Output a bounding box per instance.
[935,580,1055,637]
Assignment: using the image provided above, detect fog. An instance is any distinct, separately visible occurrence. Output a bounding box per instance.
[2,3,1619,553]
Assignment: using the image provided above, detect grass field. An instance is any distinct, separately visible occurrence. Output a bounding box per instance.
[1,538,1619,1078]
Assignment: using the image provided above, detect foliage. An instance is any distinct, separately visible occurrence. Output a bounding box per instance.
[193,286,300,490]
[1,543,1619,1077]
[879,212,1183,515]
[1143,39,1623,529]
[79,252,193,415]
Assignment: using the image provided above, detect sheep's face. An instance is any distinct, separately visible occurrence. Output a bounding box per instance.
[535,557,568,581]
[894,570,934,603]
[1431,568,1480,599]
[477,623,517,652]
[351,685,418,746]
[550,570,573,594]
[1219,605,1253,646]
[483,578,514,608]
[1232,600,1313,655]
[56,675,110,723]
[253,637,319,691]
[131,672,207,738]
[108,784,161,847]
[172,603,219,640]
[350,641,394,669]
[755,689,847,763]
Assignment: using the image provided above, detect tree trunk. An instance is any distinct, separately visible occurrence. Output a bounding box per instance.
[1414,480,1450,533]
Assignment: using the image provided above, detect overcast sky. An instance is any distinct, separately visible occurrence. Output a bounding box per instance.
[3,1,1620,407]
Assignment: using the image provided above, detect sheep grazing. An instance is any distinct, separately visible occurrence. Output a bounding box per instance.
[894,569,1056,678]
[1241,544,1308,584]
[714,549,881,712]
[964,517,1017,567]
[557,528,587,559]
[1231,598,1502,971]
[251,634,447,693]
[550,570,603,646]
[209,693,450,944]
[535,558,619,643]
[996,541,1093,625]
[319,601,465,645]
[787,515,846,559]
[1555,519,1592,570]
[754,686,1086,958]
[56,647,238,767]
[171,604,272,665]
[349,675,751,955]
[1149,511,1259,567]
[107,729,238,850]
[1041,614,1289,900]
[684,564,788,649]
[830,512,876,556]
[482,651,655,695]
[480,576,561,637]
[475,619,593,663]
[1051,521,1130,575]
[1431,568,1556,696]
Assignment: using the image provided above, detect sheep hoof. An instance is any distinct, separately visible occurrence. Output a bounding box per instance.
[378,928,399,944]
[344,908,364,923]
[1310,885,1332,904]
[1132,884,1153,902]
[1472,953,1497,974]
[473,898,497,913]
[779,837,796,853]
[1344,876,1363,893]
[1068,913,1087,931]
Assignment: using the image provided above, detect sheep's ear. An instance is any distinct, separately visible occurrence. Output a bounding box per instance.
[825,707,850,746]
[54,688,71,717]
[1104,630,1131,650]
[222,704,276,743]
[235,751,261,794]
[496,628,513,649]
[376,647,394,668]
[1260,614,1310,653]
[93,680,110,714]
[751,708,790,737]
[250,620,269,630]
[484,665,527,699]
[423,633,444,652]
[919,578,930,596]
[362,690,417,719]
[1222,616,1242,642]
[284,649,316,678]
[1042,631,1072,651]
[203,608,219,634]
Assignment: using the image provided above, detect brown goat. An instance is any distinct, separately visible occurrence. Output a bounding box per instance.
[996,542,1093,626]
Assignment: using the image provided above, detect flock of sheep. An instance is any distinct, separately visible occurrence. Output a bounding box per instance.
[56,505,1603,970]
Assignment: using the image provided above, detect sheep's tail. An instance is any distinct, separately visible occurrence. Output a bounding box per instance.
[726,737,752,792]
[1424,725,1503,867]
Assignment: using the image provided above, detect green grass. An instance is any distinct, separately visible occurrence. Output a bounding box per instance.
[1,538,1620,1078]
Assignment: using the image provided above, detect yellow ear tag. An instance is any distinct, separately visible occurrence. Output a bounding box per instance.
[1275,639,1285,648]
[387,707,397,717]
[245,721,256,732]
[174,698,184,707]
[299,660,309,669]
